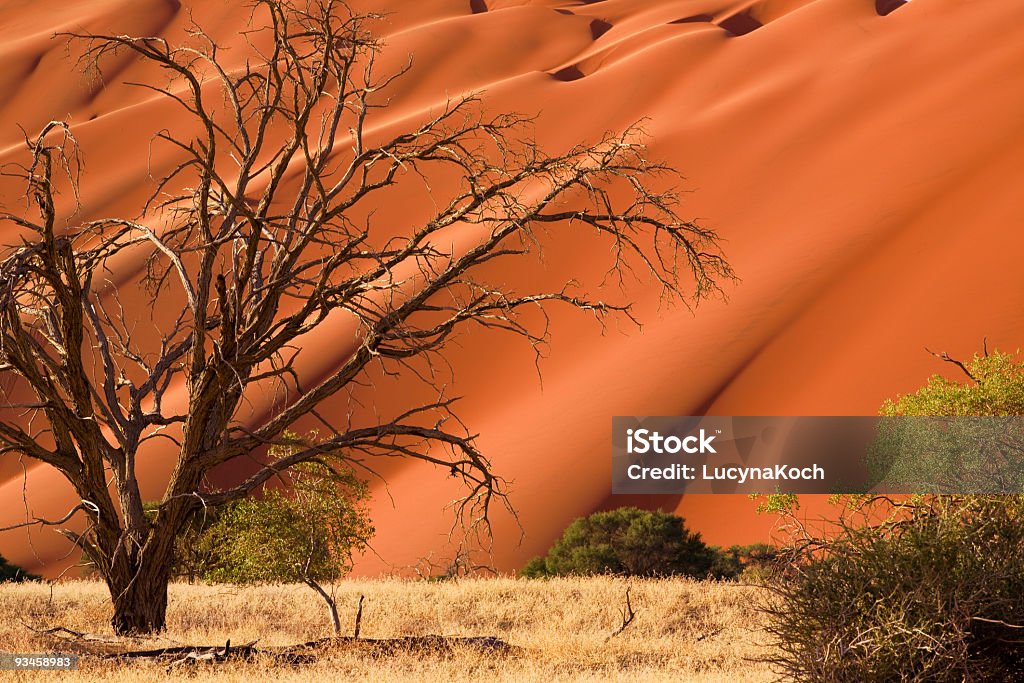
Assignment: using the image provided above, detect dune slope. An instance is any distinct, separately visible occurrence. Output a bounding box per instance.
[1,0,1023,576]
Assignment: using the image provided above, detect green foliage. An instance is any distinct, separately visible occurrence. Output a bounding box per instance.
[751,492,799,515]
[765,496,1024,681]
[521,507,727,579]
[0,553,39,582]
[709,543,781,582]
[867,414,1024,493]
[867,350,1024,493]
[521,556,548,579]
[766,346,1024,680]
[203,461,373,585]
[881,349,1024,416]
[133,435,373,586]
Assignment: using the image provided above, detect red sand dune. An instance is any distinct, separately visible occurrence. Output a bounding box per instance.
[2,0,1023,577]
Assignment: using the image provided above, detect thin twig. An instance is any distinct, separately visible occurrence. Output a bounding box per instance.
[607,586,637,640]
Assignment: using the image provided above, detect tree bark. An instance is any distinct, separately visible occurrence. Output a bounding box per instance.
[108,561,172,635]
[305,578,341,635]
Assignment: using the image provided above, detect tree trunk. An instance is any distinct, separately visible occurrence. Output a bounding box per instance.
[305,578,341,635]
[108,561,172,635]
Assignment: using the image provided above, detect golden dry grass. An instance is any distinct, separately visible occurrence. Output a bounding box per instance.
[0,578,775,681]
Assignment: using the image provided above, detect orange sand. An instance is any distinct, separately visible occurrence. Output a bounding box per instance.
[1,0,1022,577]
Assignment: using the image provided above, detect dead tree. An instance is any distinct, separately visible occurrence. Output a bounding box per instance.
[0,0,734,634]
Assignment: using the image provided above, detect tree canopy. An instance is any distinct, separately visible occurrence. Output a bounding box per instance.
[882,348,1024,416]
[522,507,722,578]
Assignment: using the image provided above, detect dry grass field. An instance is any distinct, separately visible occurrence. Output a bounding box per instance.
[0,577,774,681]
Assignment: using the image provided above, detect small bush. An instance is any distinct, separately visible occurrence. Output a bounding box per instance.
[710,543,782,582]
[881,349,1024,417]
[867,349,1024,492]
[183,454,373,634]
[202,460,373,585]
[764,346,1024,680]
[522,507,729,578]
[761,350,1024,679]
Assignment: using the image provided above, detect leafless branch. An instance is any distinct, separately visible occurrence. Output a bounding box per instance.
[0,0,733,635]
[924,347,979,384]
[607,586,637,640]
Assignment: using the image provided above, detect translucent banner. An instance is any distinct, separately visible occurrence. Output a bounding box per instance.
[611,416,1024,494]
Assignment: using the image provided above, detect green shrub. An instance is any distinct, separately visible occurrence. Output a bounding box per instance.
[521,507,727,578]
[881,349,1024,417]
[115,432,375,634]
[765,347,1024,681]
[867,350,1024,493]
[202,460,373,586]
[521,556,549,578]
[765,495,1024,681]
[710,543,781,582]
[192,456,372,634]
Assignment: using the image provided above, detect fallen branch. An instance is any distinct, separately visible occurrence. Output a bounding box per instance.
[101,639,259,660]
[21,621,123,644]
[94,634,519,666]
[696,627,725,642]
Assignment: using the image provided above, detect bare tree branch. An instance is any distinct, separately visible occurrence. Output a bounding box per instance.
[925,347,980,384]
[0,0,734,635]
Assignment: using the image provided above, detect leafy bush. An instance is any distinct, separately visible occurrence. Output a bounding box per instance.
[765,347,1024,681]
[202,461,373,586]
[194,456,372,634]
[709,543,781,582]
[867,350,1024,492]
[521,507,727,578]
[881,349,1024,416]
[765,495,1024,681]
[133,444,373,589]
[122,434,375,634]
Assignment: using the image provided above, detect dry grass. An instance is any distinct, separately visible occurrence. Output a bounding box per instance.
[0,577,774,681]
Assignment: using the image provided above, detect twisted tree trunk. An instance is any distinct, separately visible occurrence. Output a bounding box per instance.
[108,564,172,635]
[96,514,179,635]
